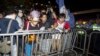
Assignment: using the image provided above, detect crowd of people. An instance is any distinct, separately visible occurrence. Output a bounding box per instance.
[76,19,100,31]
[0,7,71,33]
[0,6,72,56]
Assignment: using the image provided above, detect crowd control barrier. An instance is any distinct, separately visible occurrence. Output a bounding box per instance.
[0,30,77,56]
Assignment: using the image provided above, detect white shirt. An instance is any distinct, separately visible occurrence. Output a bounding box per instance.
[56,22,65,32]
[16,16,23,28]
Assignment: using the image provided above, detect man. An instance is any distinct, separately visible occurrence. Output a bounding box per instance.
[53,13,70,32]
[0,10,20,33]
[39,13,51,30]
[51,13,70,52]
[0,9,20,56]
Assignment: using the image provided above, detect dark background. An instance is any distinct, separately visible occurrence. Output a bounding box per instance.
[0,0,100,20]
[0,0,99,12]
[65,0,100,12]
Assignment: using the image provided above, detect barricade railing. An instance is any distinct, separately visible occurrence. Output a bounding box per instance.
[73,29,87,56]
[87,31,100,56]
[0,30,77,56]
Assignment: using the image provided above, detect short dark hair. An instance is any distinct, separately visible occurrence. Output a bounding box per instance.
[5,9,17,15]
[40,12,47,18]
[59,13,66,18]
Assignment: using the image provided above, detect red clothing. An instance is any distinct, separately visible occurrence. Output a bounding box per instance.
[24,19,29,30]
[64,22,70,30]
[54,20,70,30]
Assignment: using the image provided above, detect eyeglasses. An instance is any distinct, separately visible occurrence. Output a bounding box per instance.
[30,20,39,23]
[33,21,39,22]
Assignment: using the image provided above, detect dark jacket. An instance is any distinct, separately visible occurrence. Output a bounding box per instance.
[0,18,20,33]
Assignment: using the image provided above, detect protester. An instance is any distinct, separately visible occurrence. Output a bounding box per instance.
[16,9,24,29]
[53,13,70,32]
[39,13,51,30]
[24,10,40,56]
[0,9,20,56]
[47,7,57,29]
[0,9,20,33]
[24,15,40,30]
[0,4,73,56]
[39,12,52,54]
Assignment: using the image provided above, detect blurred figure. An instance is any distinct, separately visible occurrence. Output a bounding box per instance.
[76,20,83,28]
[86,20,94,29]
[41,9,47,14]
[53,13,70,32]
[39,12,53,54]
[0,12,4,19]
[15,9,25,56]
[1,9,20,33]
[93,19,100,31]
[0,9,20,56]
[46,7,57,30]
[16,10,24,29]
[39,13,50,30]
[24,15,40,30]
[24,12,40,56]
[30,10,40,18]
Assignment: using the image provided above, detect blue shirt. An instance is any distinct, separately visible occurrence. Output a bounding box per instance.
[0,18,20,33]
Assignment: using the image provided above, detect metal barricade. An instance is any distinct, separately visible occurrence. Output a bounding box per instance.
[74,29,87,56]
[87,31,100,56]
[0,30,77,56]
[62,29,78,56]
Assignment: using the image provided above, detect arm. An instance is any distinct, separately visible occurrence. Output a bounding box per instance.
[50,7,57,19]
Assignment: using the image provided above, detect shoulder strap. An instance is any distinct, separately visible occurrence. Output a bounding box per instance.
[6,20,13,33]
[26,21,29,30]
[4,20,13,43]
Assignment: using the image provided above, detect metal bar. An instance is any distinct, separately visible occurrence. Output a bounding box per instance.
[87,32,100,56]
[83,30,87,55]
[0,30,76,56]
[73,9,100,15]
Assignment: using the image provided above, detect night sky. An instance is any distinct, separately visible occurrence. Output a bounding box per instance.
[65,0,100,12]
[0,0,99,12]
